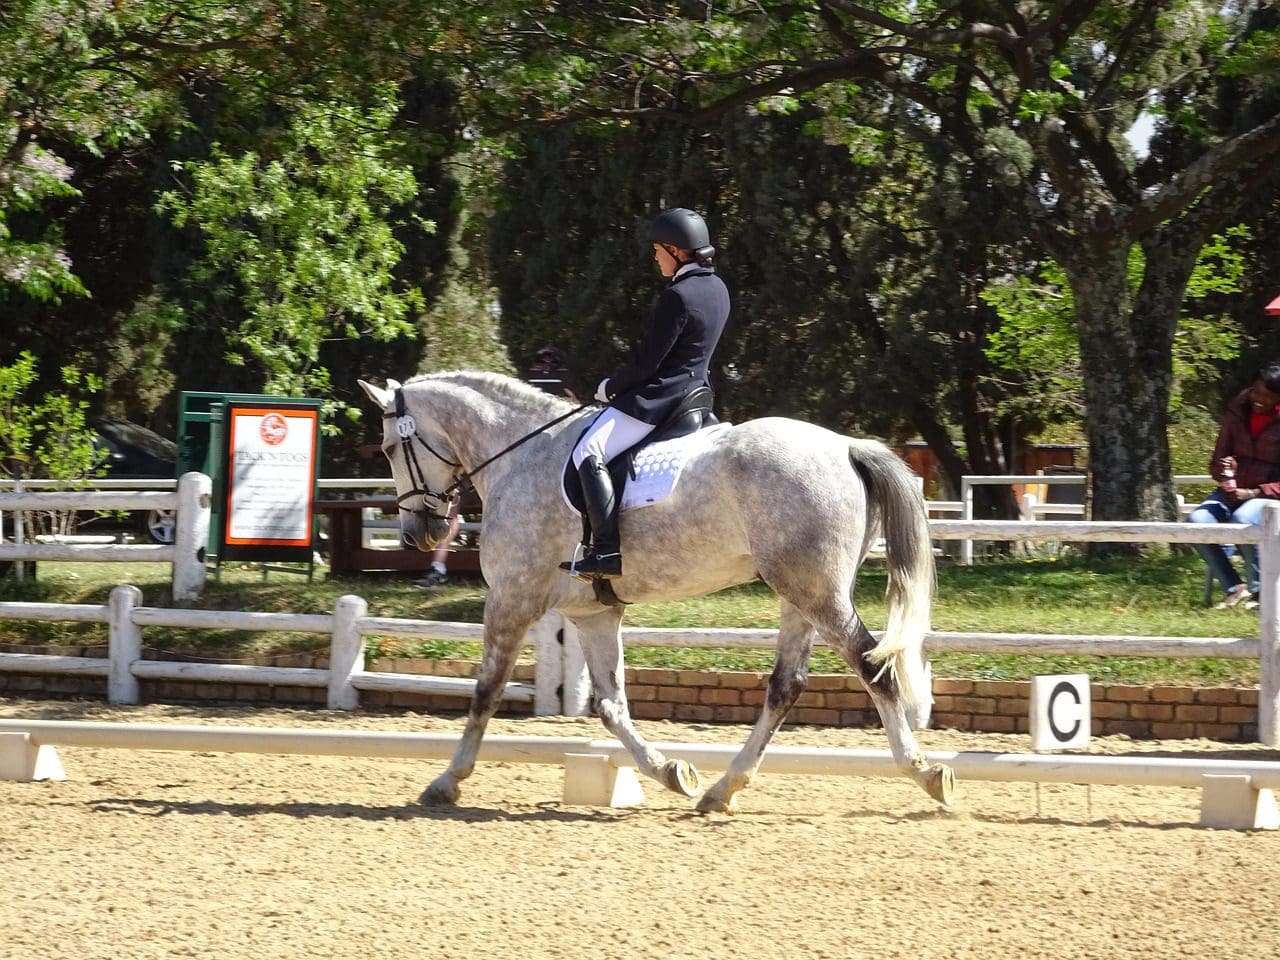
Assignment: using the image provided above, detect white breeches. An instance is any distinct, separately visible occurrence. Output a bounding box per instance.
[572,407,653,469]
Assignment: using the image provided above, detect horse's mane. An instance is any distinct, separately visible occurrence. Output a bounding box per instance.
[404,370,575,418]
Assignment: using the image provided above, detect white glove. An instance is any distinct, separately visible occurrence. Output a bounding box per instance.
[595,379,611,403]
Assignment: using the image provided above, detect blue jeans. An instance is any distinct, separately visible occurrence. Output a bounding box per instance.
[1188,490,1266,595]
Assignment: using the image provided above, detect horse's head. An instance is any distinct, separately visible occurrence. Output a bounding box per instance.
[358,377,461,552]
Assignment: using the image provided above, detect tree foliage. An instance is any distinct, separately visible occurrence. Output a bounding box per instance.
[158,90,428,412]
[0,351,103,536]
[1,2,497,456]
[983,227,1251,422]
[450,0,1280,524]
[5,0,1280,493]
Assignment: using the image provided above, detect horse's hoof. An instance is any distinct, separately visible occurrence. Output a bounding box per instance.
[695,790,739,816]
[661,758,701,797]
[923,763,956,806]
[419,775,460,806]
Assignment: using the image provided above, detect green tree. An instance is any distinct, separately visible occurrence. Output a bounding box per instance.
[983,228,1251,425]
[453,1,1280,525]
[0,351,103,537]
[2,3,509,467]
[493,106,1044,513]
[158,90,428,419]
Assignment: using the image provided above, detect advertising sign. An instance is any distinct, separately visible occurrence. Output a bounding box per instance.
[221,403,319,561]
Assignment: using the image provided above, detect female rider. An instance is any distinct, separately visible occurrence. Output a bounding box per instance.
[560,207,731,579]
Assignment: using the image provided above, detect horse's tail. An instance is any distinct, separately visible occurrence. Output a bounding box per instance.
[847,439,935,716]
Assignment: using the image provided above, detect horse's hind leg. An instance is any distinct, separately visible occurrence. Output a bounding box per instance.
[569,607,700,797]
[421,592,536,805]
[697,601,816,814]
[816,603,954,806]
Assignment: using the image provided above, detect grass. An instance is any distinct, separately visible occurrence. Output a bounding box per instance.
[0,550,1263,686]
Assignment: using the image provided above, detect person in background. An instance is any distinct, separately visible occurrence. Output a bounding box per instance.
[560,207,730,579]
[525,346,579,401]
[414,510,461,588]
[1189,362,1280,608]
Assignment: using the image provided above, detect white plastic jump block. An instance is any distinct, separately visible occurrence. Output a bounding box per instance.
[561,752,646,808]
[1199,774,1280,831]
[0,732,66,782]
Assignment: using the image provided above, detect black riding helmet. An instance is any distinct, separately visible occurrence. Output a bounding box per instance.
[646,208,715,264]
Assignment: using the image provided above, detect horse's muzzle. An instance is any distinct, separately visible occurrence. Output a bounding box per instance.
[401,515,452,552]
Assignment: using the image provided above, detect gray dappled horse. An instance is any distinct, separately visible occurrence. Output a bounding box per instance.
[359,372,954,813]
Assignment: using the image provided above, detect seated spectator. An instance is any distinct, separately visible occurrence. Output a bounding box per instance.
[1189,362,1280,608]
[524,346,578,401]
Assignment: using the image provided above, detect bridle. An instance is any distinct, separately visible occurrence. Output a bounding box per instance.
[384,388,464,523]
[384,386,591,523]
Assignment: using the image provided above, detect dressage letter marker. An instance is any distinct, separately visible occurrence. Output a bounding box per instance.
[1030,674,1092,750]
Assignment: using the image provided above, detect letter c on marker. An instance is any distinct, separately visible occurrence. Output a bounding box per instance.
[1048,681,1082,742]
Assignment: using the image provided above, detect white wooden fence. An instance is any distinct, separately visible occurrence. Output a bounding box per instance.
[1,504,1278,743]
[0,473,211,601]
[957,473,1213,563]
[0,586,584,714]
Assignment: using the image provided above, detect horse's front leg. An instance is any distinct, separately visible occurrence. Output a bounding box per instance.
[569,607,700,798]
[421,594,537,805]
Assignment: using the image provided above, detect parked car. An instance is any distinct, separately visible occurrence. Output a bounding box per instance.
[85,418,178,544]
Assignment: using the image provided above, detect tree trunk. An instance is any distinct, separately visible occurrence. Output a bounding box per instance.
[1065,242,1180,527]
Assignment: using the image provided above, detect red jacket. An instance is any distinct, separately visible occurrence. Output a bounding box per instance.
[1210,389,1280,497]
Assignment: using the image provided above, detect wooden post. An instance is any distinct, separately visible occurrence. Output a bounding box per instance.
[561,617,591,717]
[531,612,565,716]
[960,477,974,565]
[1258,502,1280,746]
[108,584,143,705]
[327,594,367,710]
[172,472,211,602]
[12,478,26,581]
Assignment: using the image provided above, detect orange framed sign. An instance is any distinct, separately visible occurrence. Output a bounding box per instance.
[221,404,319,558]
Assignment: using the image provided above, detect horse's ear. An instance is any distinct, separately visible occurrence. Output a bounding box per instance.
[358,378,395,412]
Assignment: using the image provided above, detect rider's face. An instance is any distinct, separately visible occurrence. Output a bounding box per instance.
[652,243,680,278]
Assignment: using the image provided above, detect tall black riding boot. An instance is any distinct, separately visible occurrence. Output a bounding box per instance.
[560,455,622,577]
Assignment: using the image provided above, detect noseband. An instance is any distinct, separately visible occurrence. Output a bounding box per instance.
[385,386,592,524]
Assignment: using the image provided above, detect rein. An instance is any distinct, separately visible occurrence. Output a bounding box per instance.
[386,387,591,520]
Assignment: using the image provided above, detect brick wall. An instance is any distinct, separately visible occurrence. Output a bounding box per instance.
[0,648,1261,742]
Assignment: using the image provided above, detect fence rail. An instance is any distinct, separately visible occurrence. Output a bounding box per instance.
[0,473,211,600]
[1,504,1278,743]
[957,473,1214,563]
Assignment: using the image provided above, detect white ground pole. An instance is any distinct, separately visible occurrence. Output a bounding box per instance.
[1,720,1277,829]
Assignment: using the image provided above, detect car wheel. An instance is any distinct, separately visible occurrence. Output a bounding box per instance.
[144,508,177,544]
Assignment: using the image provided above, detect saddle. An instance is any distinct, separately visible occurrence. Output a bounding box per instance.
[561,386,719,521]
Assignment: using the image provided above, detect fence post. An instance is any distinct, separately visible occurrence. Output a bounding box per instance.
[561,617,592,717]
[172,472,211,602]
[108,584,143,705]
[1259,502,1280,746]
[531,612,566,715]
[960,477,974,565]
[328,594,367,710]
[12,478,26,581]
